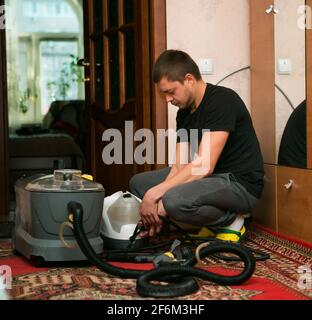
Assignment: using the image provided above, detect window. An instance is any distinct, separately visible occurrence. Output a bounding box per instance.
[40,40,79,115]
[5,0,84,129]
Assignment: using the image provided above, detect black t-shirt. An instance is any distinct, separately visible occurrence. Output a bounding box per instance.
[278,100,306,168]
[176,83,264,199]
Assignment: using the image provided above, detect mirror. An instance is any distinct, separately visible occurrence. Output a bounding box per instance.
[274,0,307,168]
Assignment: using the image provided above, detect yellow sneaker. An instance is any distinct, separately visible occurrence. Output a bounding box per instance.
[190,227,216,238]
[215,225,246,243]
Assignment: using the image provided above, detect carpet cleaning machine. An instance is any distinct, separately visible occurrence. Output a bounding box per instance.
[12,170,105,263]
[12,169,268,298]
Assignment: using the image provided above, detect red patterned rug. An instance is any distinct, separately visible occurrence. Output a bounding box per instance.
[1,225,312,300]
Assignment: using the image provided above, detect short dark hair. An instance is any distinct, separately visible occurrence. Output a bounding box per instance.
[152,50,202,84]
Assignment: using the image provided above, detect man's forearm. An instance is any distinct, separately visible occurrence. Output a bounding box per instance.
[148,160,210,201]
[164,163,186,181]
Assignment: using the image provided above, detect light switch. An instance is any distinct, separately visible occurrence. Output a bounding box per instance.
[198,58,214,75]
[277,59,292,75]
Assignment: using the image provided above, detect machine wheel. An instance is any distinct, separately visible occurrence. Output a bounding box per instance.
[30,255,46,267]
[12,249,22,256]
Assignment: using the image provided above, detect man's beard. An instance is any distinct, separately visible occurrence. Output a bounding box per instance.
[180,97,196,110]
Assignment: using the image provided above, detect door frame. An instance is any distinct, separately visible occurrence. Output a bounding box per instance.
[0,0,9,216]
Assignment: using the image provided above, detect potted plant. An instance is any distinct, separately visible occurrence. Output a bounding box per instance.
[47,54,84,101]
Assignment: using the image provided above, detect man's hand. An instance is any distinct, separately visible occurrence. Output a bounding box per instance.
[139,190,159,226]
[157,199,167,218]
[139,223,161,238]
[140,200,167,238]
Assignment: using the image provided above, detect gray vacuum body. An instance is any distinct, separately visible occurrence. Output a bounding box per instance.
[12,170,105,263]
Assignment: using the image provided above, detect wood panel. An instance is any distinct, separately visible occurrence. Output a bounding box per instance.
[94,121,135,195]
[150,0,167,170]
[250,0,276,164]
[253,164,277,231]
[134,0,152,174]
[307,0,312,168]
[277,166,312,243]
[0,0,9,215]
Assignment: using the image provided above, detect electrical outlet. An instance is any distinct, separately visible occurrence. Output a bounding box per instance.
[198,58,214,75]
[277,59,292,75]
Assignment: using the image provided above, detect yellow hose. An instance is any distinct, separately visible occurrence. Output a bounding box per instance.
[195,242,210,265]
[59,221,78,249]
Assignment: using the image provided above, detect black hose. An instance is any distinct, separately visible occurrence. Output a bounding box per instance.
[179,235,270,262]
[211,246,270,262]
[101,239,174,254]
[68,201,256,298]
[163,215,270,262]
[69,201,143,279]
[70,201,198,295]
[137,242,255,298]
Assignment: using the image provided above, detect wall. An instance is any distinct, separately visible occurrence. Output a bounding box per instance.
[166,0,250,162]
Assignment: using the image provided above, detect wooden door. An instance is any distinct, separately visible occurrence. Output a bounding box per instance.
[82,0,166,195]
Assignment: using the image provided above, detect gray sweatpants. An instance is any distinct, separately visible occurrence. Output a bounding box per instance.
[129,167,258,227]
